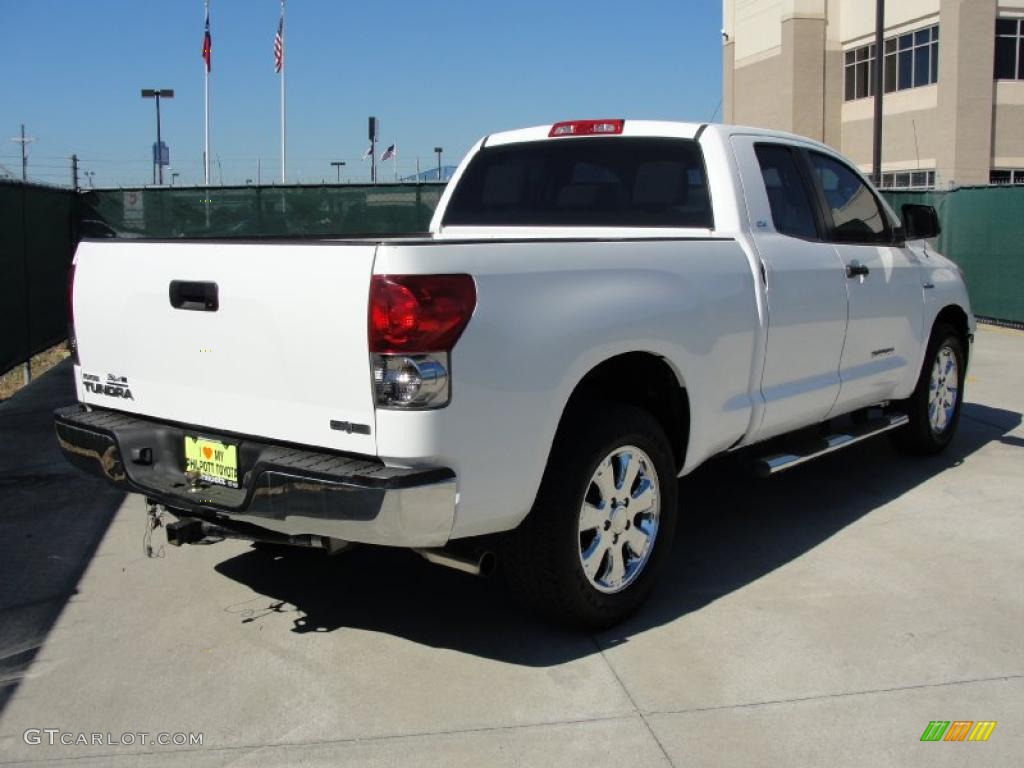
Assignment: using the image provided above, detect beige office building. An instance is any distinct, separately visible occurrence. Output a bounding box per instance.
[722,0,1024,188]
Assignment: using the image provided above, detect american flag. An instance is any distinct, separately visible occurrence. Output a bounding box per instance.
[361,144,372,160]
[201,8,212,72]
[381,144,397,162]
[273,14,284,73]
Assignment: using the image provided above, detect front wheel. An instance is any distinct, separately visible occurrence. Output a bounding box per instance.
[891,323,965,455]
[502,404,678,628]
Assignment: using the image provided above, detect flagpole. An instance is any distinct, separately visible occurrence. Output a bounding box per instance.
[204,0,211,186]
[280,0,287,183]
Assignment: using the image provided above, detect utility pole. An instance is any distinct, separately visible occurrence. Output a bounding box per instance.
[10,124,36,387]
[871,0,885,185]
[9,124,36,181]
[71,154,79,191]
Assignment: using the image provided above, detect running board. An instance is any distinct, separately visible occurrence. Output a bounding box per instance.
[754,413,909,478]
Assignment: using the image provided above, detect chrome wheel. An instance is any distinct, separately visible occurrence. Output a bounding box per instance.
[928,344,959,434]
[578,445,660,594]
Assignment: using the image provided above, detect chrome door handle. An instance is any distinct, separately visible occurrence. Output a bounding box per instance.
[846,262,870,278]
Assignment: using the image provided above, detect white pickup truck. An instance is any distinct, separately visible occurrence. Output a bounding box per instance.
[57,120,973,627]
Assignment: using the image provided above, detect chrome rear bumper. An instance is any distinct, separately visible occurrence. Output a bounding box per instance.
[54,404,456,547]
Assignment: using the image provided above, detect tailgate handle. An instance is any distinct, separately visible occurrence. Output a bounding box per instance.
[169,280,219,311]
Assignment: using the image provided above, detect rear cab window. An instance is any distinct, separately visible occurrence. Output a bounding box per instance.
[442,137,713,229]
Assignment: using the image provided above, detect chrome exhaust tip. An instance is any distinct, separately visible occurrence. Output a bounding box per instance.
[414,547,496,578]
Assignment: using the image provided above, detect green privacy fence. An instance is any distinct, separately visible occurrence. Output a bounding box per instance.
[1,182,446,378]
[3,181,1022,379]
[883,186,1024,324]
[0,181,76,377]
[77,183,446,239]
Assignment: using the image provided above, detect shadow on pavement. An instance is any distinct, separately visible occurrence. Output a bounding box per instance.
[214,402,1021,666]
[0,361,125,715]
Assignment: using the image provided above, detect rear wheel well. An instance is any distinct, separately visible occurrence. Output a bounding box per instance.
[560,353,689,471]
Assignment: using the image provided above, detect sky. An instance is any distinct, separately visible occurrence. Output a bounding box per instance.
[1,1,723,188]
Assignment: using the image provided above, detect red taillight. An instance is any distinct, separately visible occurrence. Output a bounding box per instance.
[369,274,477,353]
[549,119,624,137]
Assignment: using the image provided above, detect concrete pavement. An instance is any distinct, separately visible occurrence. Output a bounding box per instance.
[0,325,1021,766]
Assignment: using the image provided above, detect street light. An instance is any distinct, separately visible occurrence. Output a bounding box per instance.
[434,146,443,182]
[141,88,174,185]
[171,172,180,186]
[330,160,346,183]
[82,170,95,188]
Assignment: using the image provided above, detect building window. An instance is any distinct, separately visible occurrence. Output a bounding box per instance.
[990,169,1024,185]
[844,25,939,101]
[995,18,1023,79]
[879,171,936,190]
[845,44,876,100]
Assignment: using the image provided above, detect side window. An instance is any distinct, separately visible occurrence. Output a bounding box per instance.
[808,152,890,244]
[754,144,819,240]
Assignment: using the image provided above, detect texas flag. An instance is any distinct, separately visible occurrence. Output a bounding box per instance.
[201,8,212,72]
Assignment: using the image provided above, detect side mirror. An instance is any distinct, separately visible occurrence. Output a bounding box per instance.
[901,204,940,240]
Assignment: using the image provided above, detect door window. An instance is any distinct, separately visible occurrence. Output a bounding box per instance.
[754,145,819,240]
[808,152,891,244]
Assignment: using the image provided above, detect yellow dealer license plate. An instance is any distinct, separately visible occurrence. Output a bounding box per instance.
[184,436,239,488]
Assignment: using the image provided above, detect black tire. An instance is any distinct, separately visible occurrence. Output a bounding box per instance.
[890,323,966,455]
[502,403,678,629]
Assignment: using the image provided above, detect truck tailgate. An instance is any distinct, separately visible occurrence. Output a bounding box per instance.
[72,240,378,455]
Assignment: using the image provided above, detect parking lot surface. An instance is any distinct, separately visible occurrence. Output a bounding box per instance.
[0,324,1021,767]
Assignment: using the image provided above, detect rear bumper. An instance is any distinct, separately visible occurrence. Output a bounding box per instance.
[53,404,456,547]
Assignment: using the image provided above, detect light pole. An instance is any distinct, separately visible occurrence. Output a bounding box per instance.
[83,171,95,188]
[141,88,174,185]
[434,146,443,182]
[330,160,346,183]
[871,0,885,185]
[171,172,180,186]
